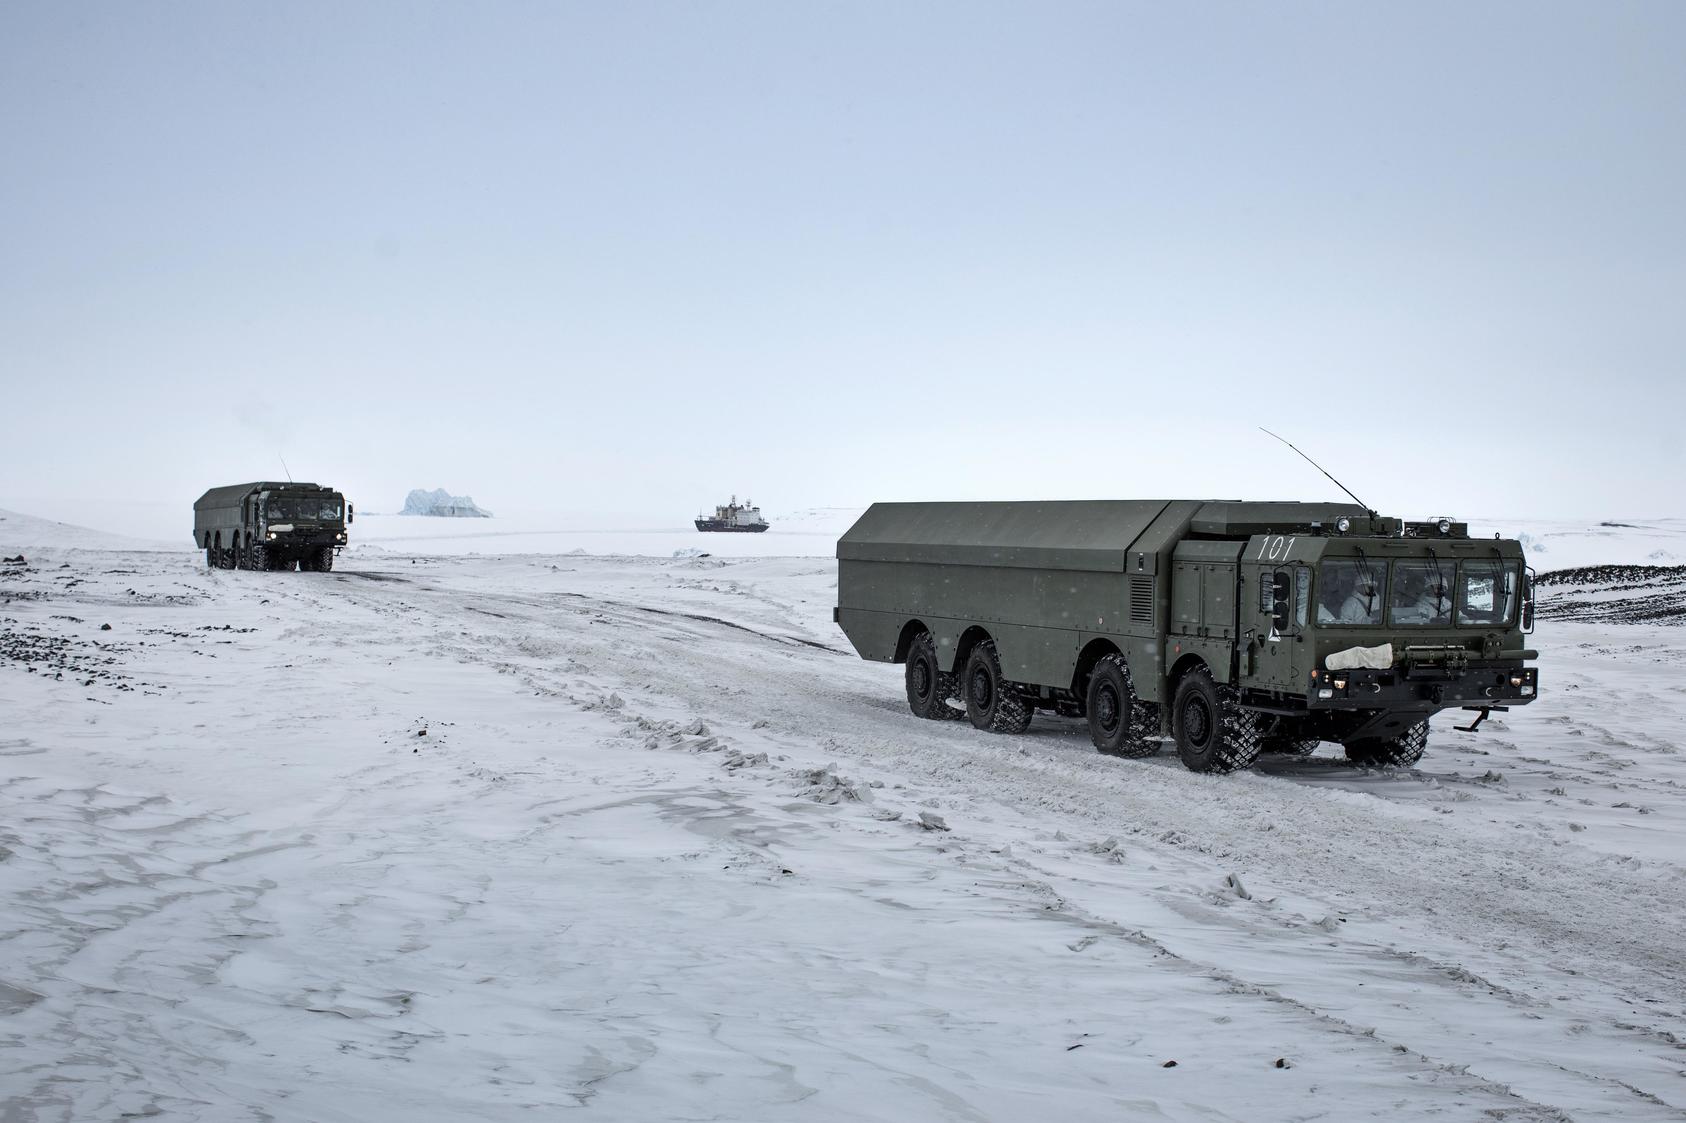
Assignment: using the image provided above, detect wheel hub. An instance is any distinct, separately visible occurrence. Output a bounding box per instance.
[1095,686,1119,732]
[970,669,993,711]
[912,660,931,699]
[1184,698,1212,748]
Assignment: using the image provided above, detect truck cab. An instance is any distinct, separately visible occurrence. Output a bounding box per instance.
[1223,521,1537,756]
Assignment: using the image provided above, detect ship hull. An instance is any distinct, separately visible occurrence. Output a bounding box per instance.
[694,520,770,533]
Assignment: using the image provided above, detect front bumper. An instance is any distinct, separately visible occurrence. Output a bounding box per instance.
[1308,663,1538,711]
[265,530,347,548]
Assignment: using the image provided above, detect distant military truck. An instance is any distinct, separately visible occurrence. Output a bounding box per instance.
[835,501,1538,773]
[194,482,352,572]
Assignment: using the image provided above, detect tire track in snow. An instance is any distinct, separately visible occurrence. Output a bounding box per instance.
[307,556,1686,1119]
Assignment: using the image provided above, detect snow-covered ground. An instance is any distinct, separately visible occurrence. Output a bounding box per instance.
[3,509,1685,1121]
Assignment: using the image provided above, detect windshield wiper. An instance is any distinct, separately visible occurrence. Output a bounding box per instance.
[1353,548,1380,616]
[1426,548,1451,618]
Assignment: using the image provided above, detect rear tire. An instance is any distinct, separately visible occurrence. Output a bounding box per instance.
[905,632,961,720]
[1171,666,1263,774]
[964,641,1032,734]
[1344,721,1428,767]
[1086,654,1158,758]
[1261,737,1320,757]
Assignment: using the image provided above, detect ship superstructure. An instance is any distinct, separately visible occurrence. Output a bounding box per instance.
[695,496,770,533]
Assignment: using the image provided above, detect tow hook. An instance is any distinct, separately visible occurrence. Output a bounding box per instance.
[1455,705,1511,733]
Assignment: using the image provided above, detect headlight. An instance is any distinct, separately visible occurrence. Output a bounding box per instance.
[1335,516,1351,533]
[267,532,276,540]
[1317,688,1334,700]
[1332,678,1347,691]
[1520,685,1535,696]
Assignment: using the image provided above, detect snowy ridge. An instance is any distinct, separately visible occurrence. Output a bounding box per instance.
[0,507,179,553]
[1480,517,1686,570]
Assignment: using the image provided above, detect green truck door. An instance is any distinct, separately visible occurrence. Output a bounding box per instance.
[1242,534,1312,691]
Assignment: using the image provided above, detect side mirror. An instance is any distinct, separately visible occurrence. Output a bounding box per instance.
[348,504,355,525]
[1521,570,1535,633]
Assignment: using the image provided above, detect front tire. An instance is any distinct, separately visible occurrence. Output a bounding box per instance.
[963,641,1032,734]
[1171,666,1263,774]
[1086,654,1158,757]
[905,632,961,720]
[315,547,334,573]
[1344,721,1428,767]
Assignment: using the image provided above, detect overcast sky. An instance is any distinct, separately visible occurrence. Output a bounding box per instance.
[3,1,1682,538]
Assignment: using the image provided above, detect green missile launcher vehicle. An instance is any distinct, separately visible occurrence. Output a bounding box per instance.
[194,482,353,572]
[835,500,1537,773]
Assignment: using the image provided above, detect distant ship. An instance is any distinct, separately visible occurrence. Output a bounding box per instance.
[695,496,770,533]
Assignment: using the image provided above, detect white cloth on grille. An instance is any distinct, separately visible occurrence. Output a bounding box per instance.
[1325,643,1393,671]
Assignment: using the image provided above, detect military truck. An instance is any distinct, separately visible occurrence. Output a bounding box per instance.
[194,482,352,572]
[835,501,1538,773]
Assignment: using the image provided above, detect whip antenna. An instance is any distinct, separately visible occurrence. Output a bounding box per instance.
[1259,428,1372,513]
[279,454,293,483]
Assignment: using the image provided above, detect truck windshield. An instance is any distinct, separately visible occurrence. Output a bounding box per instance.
[1458,561,1520,626]
[1316,559,1386,626]
[267,498,342,522]
[1390,560,1453,626]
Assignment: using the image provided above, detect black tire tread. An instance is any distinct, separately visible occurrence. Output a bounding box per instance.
[965,641,1032,734]
[1087,653,1160,758]
[905,632,963,721]
[1344,721,1429,767]
[1260,737,1321,757]
[1172,666,1264,774]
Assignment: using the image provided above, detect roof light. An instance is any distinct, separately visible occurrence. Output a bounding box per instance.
[1335,516,1352,533]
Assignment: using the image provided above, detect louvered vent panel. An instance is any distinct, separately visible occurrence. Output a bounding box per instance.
[1129,576,1154,625]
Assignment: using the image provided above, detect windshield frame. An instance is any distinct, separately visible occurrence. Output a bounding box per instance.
[1311,554,1522,629]
[263,493,345,523]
